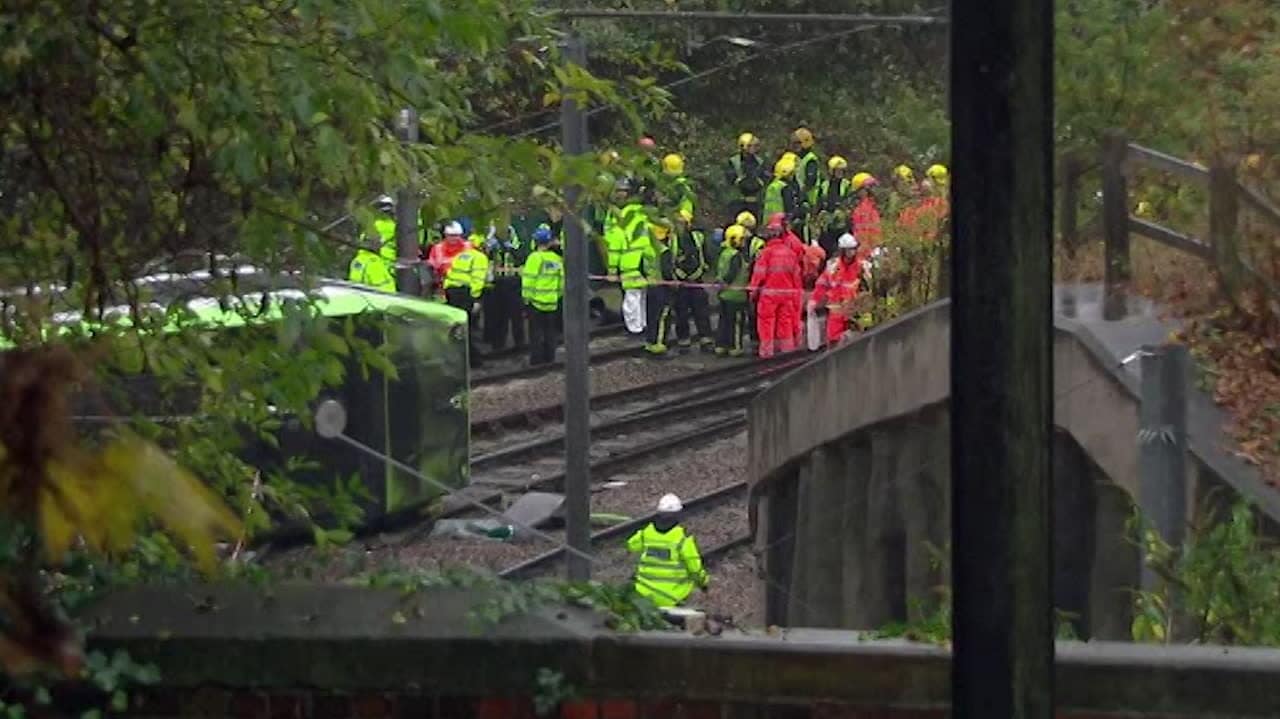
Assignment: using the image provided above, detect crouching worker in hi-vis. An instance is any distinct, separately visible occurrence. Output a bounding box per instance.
[626,494,709,608]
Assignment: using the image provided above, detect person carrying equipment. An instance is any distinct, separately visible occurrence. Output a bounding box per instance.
[725,133,768,221]
[642,220,676,356]
[789,128,822,211]
[605,179,652,335]
[809,233,865,347]
[522,225,564,366]
[748,214,802,358]
[715,224,751,357]
[626,494,709,608]
[671,209,714,351]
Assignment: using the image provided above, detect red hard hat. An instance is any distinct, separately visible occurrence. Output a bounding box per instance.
[765,212,786,230]
[638,136,657,149]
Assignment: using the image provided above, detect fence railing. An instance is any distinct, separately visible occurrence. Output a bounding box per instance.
[1061,129,1280,321]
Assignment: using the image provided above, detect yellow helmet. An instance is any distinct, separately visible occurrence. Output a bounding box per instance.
[852,172,877,191]
[725,224,747,248]
[662,153,685,176]
[774,157,797,179]
[926,164,949,184]
[650,220,672,240]
[827,155,848,172]
[791,127,815,149]
[599,149,620,166]
[894,164,915,182]
[677,208,694,224]
[781,151,799,164]
[735,211,757,230]
[737,133,758,151]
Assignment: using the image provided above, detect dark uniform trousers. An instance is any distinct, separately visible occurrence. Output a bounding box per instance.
[716,300,748,353]
[527,308,560,366]
[645,286,673,347]
[485,277,526,350]
[446,286,483,367]
[673,286,713,346]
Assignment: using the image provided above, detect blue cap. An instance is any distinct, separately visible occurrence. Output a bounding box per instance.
[458,217,473,234]
[532,224,554,244]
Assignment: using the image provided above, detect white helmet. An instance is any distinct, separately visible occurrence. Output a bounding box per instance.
[657,493,683,513]
[443,221,464,237]
[837,233,859,250]
[375,194,395,211]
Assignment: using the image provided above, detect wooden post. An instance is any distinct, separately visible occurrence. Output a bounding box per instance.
[1060,154,1081,258]
[1102,131,1130,320]
[1209,161,1243,304]
[950,0,1054,716]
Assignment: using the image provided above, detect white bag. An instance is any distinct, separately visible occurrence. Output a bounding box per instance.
[806,308,825,351]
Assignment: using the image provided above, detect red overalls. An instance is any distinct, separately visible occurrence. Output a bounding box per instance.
[811,255,864,344]
[851,196,882,248]
[748,237,803,358]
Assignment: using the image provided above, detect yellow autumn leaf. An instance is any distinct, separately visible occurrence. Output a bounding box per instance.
[99,435,242,573]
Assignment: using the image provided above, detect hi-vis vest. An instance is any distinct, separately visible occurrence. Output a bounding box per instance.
[716,246,750,303]
[626,523,708,608]
[348,249,395,293]
[521,250,564,312]
[443,249,488,298]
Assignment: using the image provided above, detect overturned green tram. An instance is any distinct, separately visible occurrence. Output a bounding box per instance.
[9,269,470,534]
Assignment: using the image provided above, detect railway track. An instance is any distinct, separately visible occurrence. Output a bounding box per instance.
[476,323,623,363]
[445,353,808,515]
[471,330,641,388]
[472,351,806,437]
[499,481,751,580]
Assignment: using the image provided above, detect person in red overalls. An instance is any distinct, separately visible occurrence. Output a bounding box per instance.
[850,173,882,249]
[427,221,469,296]
[809,233,864,347]
[748,214,803,358]
[770,212,814,347]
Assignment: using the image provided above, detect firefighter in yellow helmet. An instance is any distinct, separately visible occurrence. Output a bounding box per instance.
[725,133,767,220]
[715,224,752,357]
[642,219,676,355]
[661,153,696,220]
[925,163,949,197]
[789,128,822,213]
[626,493,709,607]
[764,156,804,228]
[814,155,854,257]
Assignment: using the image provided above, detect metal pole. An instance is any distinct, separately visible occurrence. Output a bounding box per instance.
[950,0,1054,716]
[1138,344,1189,633]
[394,107,423,296]
[560,35,592,581]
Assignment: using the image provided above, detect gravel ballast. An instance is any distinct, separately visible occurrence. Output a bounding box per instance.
[264,431,766,625]
[470,349,736,423]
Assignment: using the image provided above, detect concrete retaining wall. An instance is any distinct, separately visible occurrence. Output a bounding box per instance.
[748,300,1275,635]
[67,585,1280,718]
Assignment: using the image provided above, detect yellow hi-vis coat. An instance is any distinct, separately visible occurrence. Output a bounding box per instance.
[626,523,708,607]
